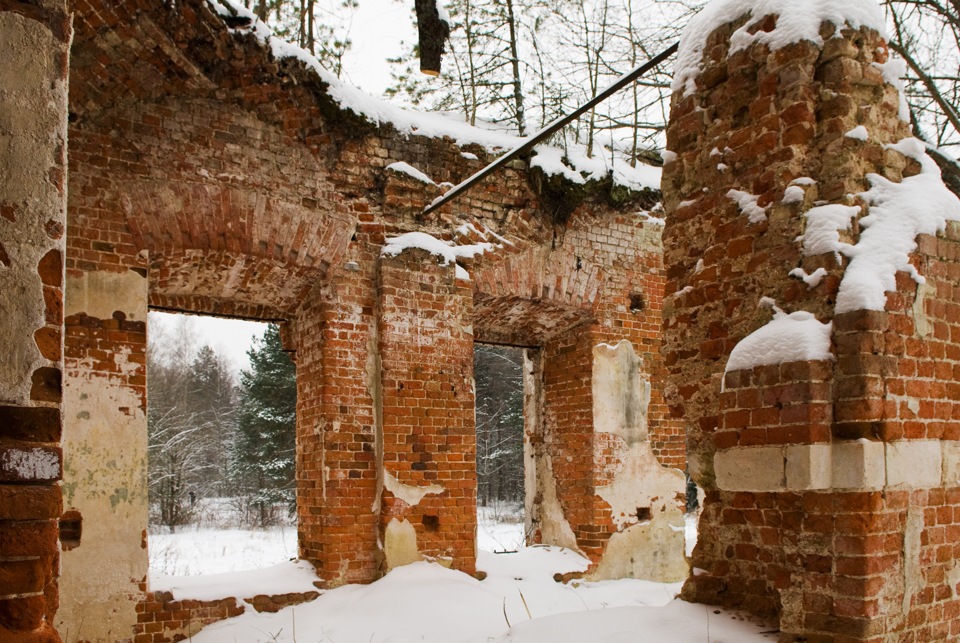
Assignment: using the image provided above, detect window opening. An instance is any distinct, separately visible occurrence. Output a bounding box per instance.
[474,343,526,553]
[146,311,297,576]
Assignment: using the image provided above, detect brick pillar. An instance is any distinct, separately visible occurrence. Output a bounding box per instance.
[0,4,70,642]
[664,5,960,641]
[378,248,476,575]
[294,231,381,586]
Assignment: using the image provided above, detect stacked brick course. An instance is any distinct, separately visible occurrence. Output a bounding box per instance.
[663,8,960,642]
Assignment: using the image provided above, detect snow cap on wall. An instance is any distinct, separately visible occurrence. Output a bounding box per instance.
[206,0,661,192]
[673,0,887,96]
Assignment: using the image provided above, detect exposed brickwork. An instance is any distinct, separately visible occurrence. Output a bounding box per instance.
[0,3,70,642]
[133,587,318,643]
[663,10,960,642]
[0,0,680,638]
[379,250,477,573]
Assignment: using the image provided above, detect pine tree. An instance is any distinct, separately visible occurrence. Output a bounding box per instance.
[232,324,297,527]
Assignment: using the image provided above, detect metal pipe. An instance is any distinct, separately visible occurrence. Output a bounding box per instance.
[422,41,679,217]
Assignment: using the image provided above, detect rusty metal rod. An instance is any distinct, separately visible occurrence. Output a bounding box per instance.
[422,41,679,217]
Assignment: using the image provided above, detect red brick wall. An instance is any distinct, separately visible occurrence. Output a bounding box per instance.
[663,12,960,642]
[134,587,318,643]
[378,249,477,574]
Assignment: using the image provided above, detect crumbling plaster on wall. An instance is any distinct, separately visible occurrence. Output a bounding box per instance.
[59,270,148,643]
[591,340,687,582]
[383,518,423,571]
[0,11,68,405]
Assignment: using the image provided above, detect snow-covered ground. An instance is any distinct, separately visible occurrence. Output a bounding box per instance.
[146,507,772,643]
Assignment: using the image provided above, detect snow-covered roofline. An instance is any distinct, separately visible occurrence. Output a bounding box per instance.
[207,0,660,193]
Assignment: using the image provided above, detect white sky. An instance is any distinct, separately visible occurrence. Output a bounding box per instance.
[149,311,268,374]
[340,0,417,95]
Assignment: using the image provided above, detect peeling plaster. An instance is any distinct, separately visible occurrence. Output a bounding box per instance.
[534,453,581,552]
[591,340,687,581]
[384,518,422,570]
[901,505,923,615]
[58,272,148,642]
[912,282,936,339]
[0,12,68,404]
[65,269,148,320]
[384,470,444,506]
[588,512,688,583]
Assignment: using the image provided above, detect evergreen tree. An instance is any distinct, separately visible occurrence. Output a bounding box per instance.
[232,324,297,527]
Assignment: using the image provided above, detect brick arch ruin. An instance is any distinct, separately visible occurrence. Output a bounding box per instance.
[0,1,688,641]
[7,0,960,642]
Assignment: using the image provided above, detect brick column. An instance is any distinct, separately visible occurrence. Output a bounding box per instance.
[0,5,70,642]
[664,5,960,641]
[377,248,477,575]
[294,230,381,586]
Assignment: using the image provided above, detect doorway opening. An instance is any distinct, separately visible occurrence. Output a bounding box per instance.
[474,343,527,553]
[146,311,297,577]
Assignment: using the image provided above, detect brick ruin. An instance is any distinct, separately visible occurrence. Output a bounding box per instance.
[2,1,686,641]
[3,0,960,642]
[662,7,960,643]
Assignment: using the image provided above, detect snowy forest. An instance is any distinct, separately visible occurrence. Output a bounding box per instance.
[147,321,297,529]
[238,0,960,163]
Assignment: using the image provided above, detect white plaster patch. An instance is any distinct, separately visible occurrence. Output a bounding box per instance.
[384,518,422,571]
[592,340,649,443]
[65,269,148,321]
[715,446,786,491]
[785,444,831,490]
[589,512,689,583]
[886,440,942,489]
[1,447,60,480]
[832,440,885,490]
[716,440,946,492]
[384,470,445,507]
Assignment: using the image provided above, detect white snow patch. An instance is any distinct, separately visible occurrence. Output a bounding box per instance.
[834,138,960,313]
[435,0,450,24]
[637,211,667,226]
[0,448,59,480]
[461,151,479,161]
[727,189,768,223]
[673,0,886,96]
[782,185,806,204]
[661,150,678,164]
[529,144,661,192]
[800,203,860,258]
[384,470,445,507]
[717,163,729,171]
[381,231,496,281]
[845,125,869,141]
[873,57,911,122]
[789,267,828,288]
[791,177,816,186]
[677,199,697,209]
[726,309,833,372]
[386,161,436,185]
